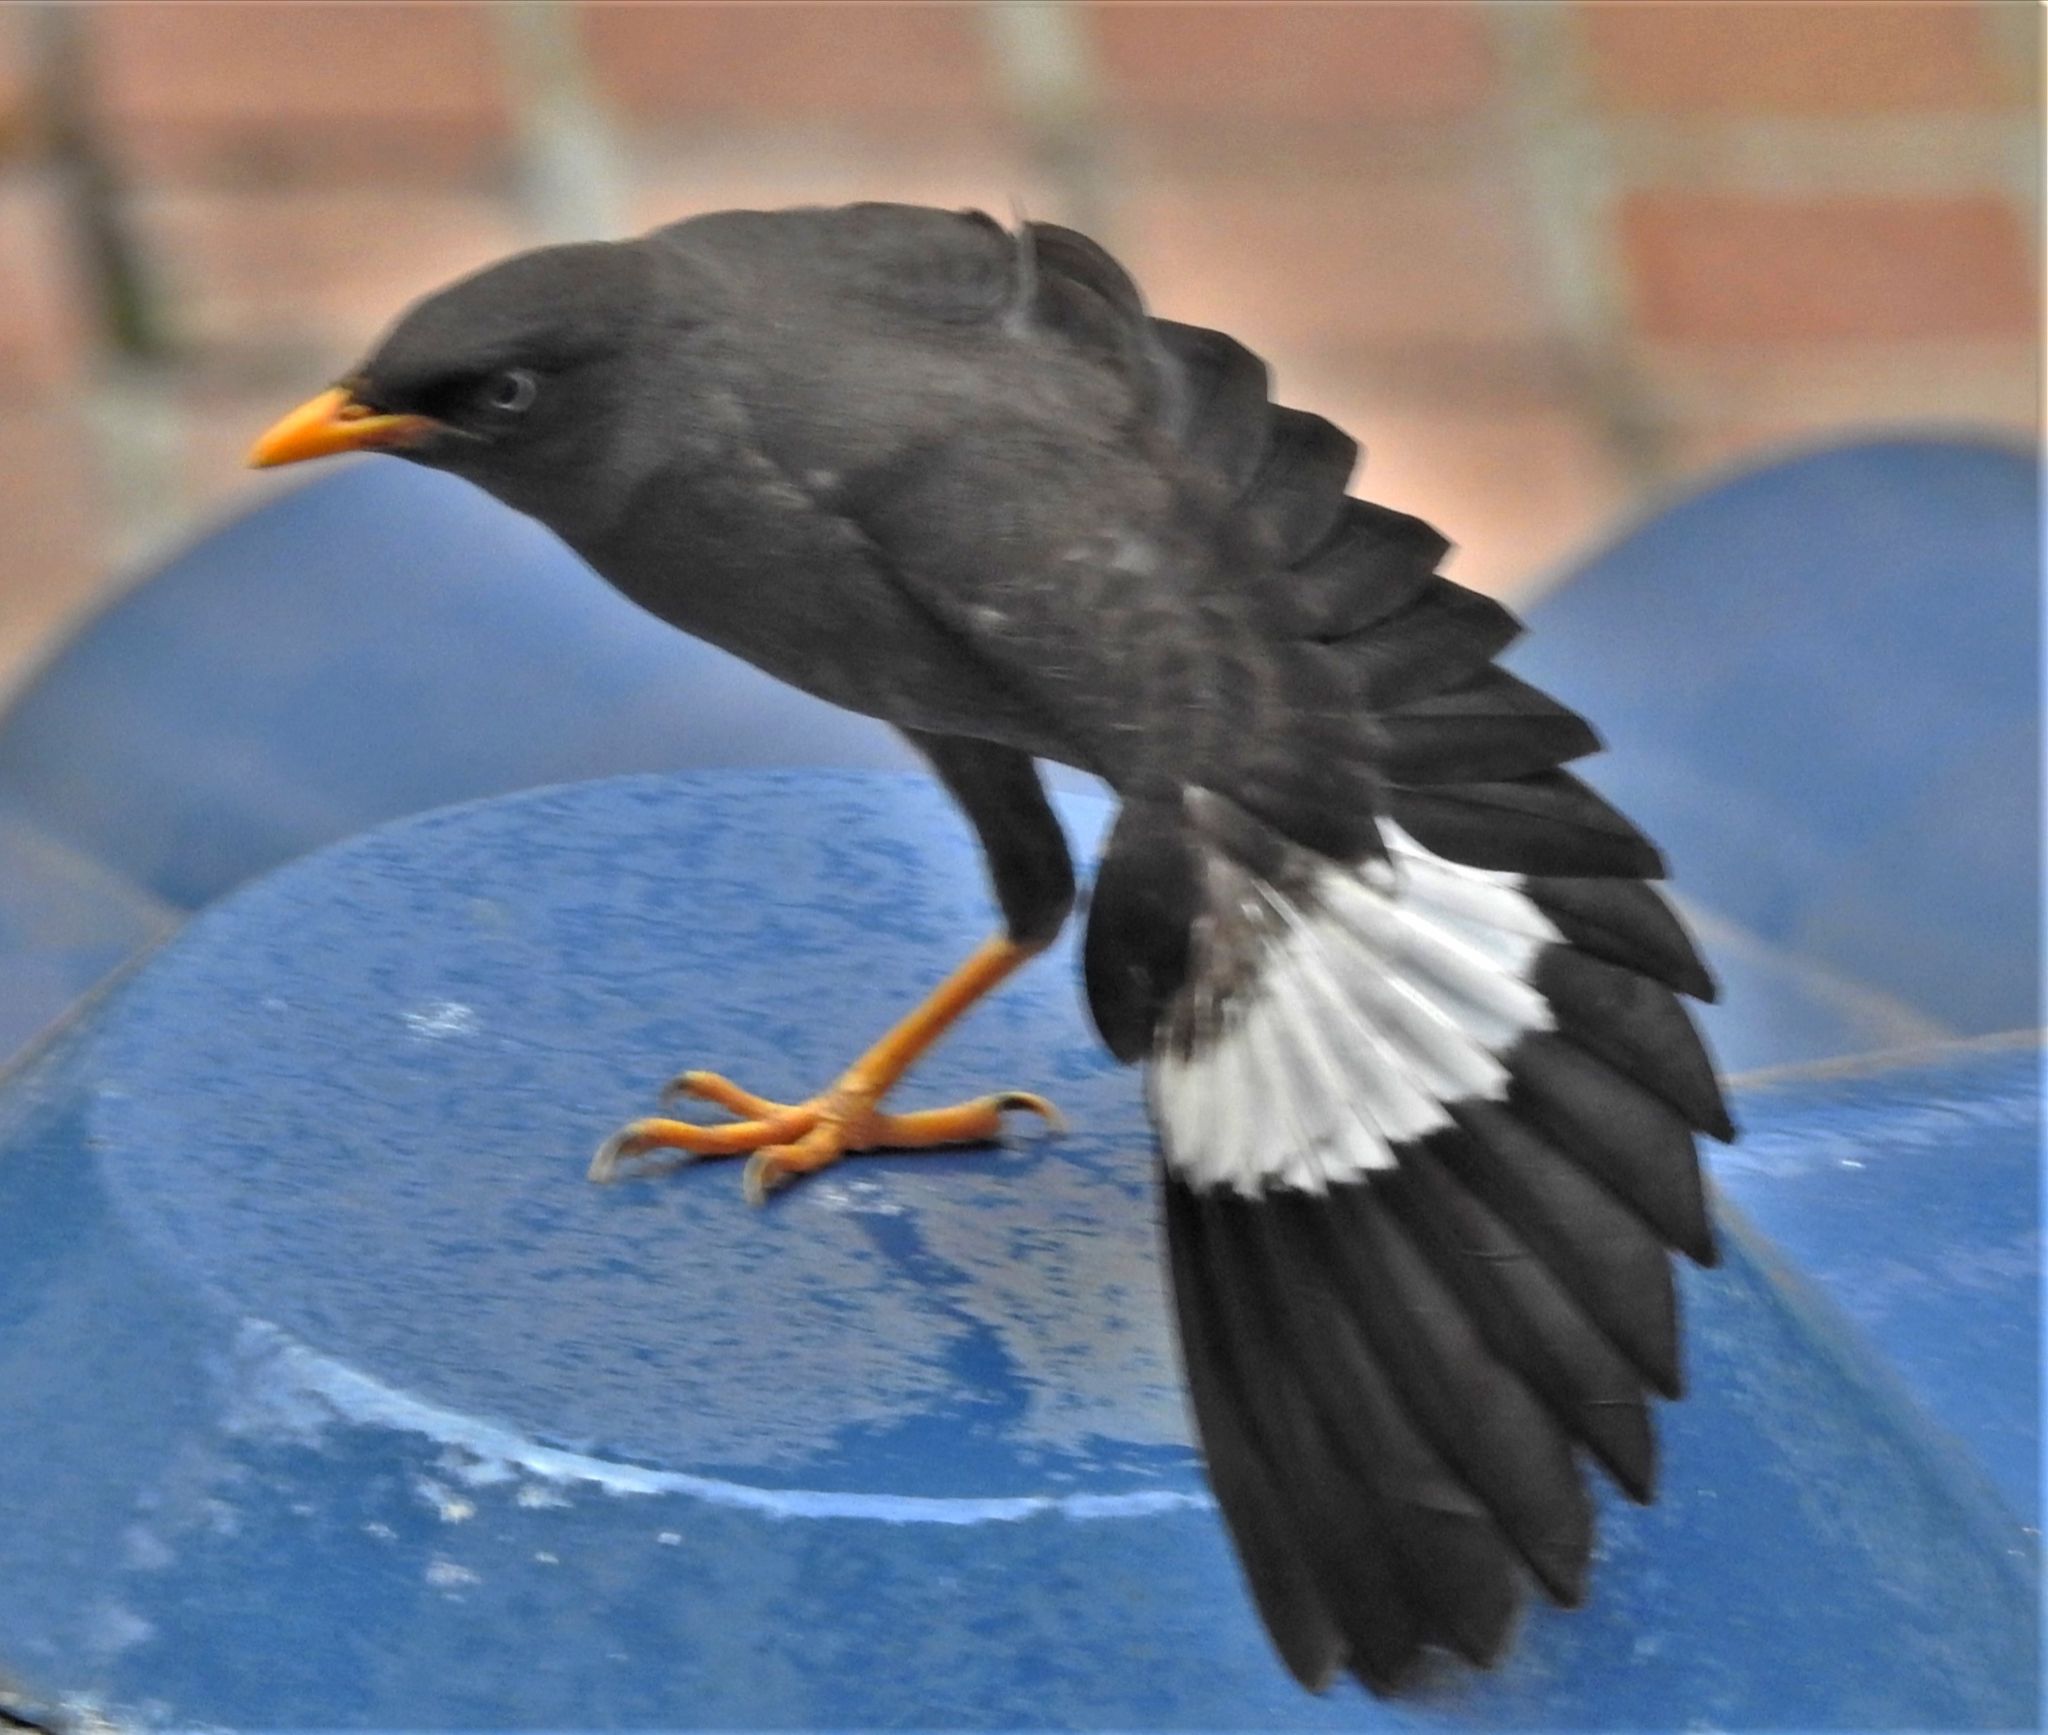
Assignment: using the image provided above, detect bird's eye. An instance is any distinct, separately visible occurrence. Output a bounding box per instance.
[485,369,539,415]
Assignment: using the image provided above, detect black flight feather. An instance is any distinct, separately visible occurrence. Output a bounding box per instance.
[1171,1180,1434,1691]
[1296,1186,1594,1607]
[1246,408,1359,559]
[1019,222,1157,394]
[1525,874,1720,1003]
[1444,1100,1686,1398]
[1379,668,1605,785]
[1509,1035,1719,1267]
[1342,580,1525,712]
[1023,221,1146,324]
[1217,744,1383,866]
[1149,319,1272,491]
[1161,1172,1347,1690]
[1378,707,1602,786]
[1183,1180,1519,1682]
[1386,770,1667,879]
[1238,1196,1522,1665]
[1534,947,1735,1140]
[1214,1243,1480,1679]
[1294,499,1447,641]
[1380,1139,1658,1503]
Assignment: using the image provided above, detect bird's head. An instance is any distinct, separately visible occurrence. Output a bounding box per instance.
[248,240,654,527]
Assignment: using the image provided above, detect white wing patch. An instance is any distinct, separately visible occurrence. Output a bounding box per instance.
[1152,823,1562,1196]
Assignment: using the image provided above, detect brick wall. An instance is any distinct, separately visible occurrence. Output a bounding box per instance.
[0,2,2036,689]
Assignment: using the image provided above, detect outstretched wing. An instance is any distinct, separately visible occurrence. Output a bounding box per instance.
[1072,257,1731,1692]
[1140,801,1726,1691]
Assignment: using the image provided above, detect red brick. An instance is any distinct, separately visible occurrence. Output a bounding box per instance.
[1622,194,2038,343]
[1581,4,2010,116]
[0,8,35,154]
[629,142,1061,238]
[1094,3,1493,122]
[0,175,90,399]
[581,4,996,126]
[87,3,510,182]
[133,186,524,353]
[1120,171,1553,357]
[1648,337,2041,474]
[1646,336,2039,424]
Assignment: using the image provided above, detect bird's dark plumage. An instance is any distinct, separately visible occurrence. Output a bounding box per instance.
[295,202,1731,1695]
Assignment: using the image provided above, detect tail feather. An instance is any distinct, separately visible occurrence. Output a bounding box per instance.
[1303,1186,1594,1606]
[1444,1100,1685,1398]
[1382,1141,1659,1502]
[1161,1178,1351,1691]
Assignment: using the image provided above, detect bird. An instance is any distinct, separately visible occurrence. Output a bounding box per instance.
[249,202,1732,1694]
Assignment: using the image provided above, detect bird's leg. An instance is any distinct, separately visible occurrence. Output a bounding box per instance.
[589,934,1061,1203]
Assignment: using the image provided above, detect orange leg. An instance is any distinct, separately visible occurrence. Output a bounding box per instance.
[589,935,1062,1203]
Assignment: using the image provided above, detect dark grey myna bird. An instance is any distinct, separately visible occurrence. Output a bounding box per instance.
[251,202,1731,1694]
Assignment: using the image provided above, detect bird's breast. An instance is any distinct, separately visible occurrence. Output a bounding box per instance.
[578,469,1064,755]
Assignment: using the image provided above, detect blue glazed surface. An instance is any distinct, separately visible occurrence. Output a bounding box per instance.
[1512,436,2040,1039]
[0,803,175,1063]
[1712,1037,2042,1524]
[1,771,2036,1729]
[1673,899,1950,1078]
[95,774,1166,1500]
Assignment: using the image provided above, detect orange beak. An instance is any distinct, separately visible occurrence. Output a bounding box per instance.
[246,386,439,469]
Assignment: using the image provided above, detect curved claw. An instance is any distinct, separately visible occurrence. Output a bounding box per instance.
[590,1120,715,1184]
[743,1147,794,1207]
[992,1091,1066,1137]
[589,1127,630,1183]
[659,1070,787,1118]
[590,1124,662,1184]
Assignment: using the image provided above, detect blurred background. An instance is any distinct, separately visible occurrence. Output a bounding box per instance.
[0,0,2038,692]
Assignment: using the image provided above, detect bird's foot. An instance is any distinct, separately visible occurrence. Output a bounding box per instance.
[590,1069,1062,1204]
